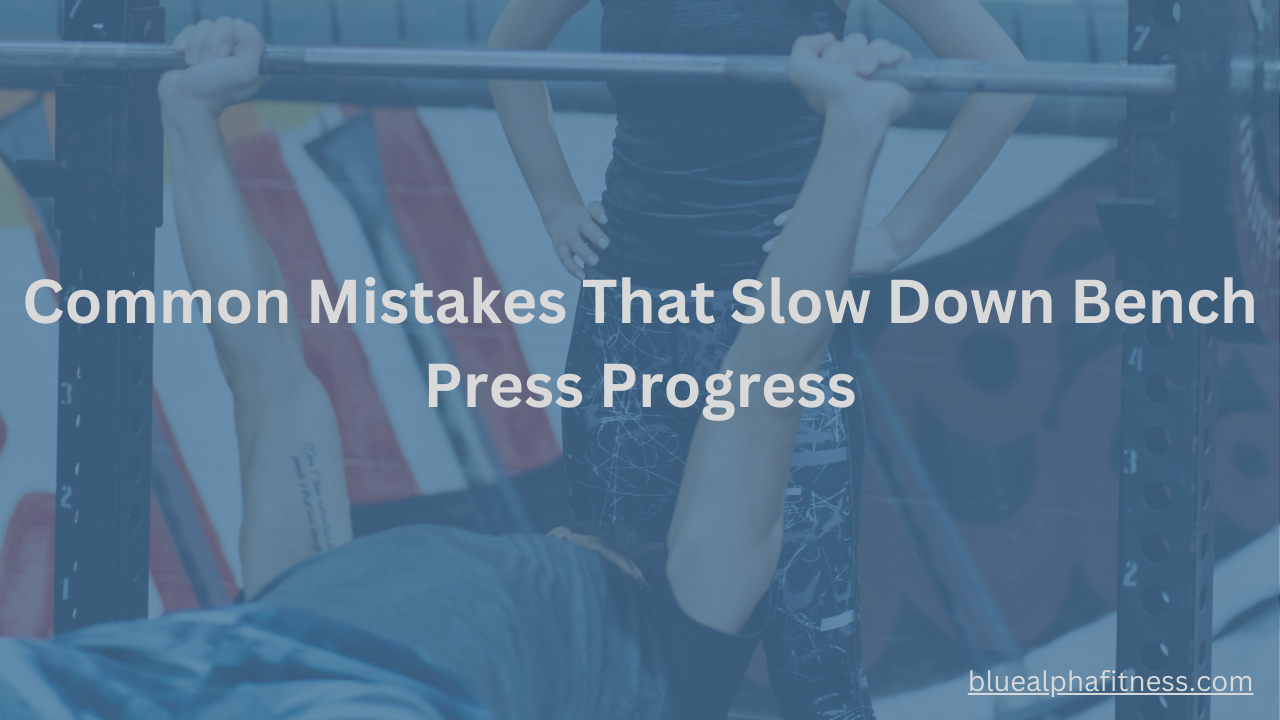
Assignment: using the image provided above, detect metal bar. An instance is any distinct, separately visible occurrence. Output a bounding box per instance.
[0,40,1193,95]
[304,115,533,535]
[1109,4,1218,719]
[44,3,165,633]
[847,331,1022,670]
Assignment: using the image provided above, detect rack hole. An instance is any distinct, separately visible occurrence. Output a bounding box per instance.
[76,363,99,386]
[1198,639,1208,666]
[1143,482,1172,510]
[1141,585,1171,615]
[1139,695,1169,720]
[1200,480,1211,508]
[1144,373,1174,403]
[1201,425,1213,455]
[1199,583,1209,612]
[1146,322,1174,348]
[1200,532,1209,561]
[73,508,94,529]
[1140,640,1170,669]
[75,413,97,436]
[1142,534,1171,563]
[1202,374,1213,403]
[1145,426,1173,455]
[1151,0,1181,27]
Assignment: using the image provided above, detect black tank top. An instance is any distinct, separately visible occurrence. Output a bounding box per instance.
[597,0,845,287]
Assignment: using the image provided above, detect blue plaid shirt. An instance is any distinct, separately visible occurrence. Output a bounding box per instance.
[0,604,490,720]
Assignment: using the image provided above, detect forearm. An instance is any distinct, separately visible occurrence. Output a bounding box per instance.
[159,18,352,599]
[489,80,587,219]
[165,105,352,594]
[730,109,887,374]
[163,102,305,393]
[237,372,352,597]
[857,0,1034,273]
[488,0,588,219]
[861,93,1032,273]
[667,108,889,633]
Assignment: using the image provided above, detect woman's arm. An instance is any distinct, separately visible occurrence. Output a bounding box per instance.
[850,0,1034,274]
[488,0,610,279]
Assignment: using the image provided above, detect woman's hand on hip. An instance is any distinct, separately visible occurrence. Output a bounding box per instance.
[764,215,904,275]
[544,201,609,279]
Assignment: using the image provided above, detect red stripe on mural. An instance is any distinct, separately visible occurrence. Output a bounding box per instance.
[371,109,560,476]
[149,497,199,612]
[229,131,419,504]
[5,96,59,283]
[153,396,239,602]
[17,192,58,285]
[0,493,54,638]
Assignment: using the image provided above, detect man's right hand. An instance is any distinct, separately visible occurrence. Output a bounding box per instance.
[543,201,609,280]
[158,18,266,116]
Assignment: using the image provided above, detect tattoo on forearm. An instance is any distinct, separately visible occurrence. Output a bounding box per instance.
[291,442,334,552]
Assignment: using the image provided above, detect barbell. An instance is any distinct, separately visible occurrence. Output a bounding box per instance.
[0,41,1207,96]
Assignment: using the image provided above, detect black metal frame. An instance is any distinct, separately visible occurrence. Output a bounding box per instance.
[1100,2,1217,718]
[38,0,165,633]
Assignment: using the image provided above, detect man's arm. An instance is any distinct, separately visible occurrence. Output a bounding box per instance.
[666,34,911,634]
[159,18,352,598]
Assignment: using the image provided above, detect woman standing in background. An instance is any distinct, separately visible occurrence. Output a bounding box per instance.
[489,1,1032,717]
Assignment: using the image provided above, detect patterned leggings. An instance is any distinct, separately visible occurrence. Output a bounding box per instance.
[562,278,875,720]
